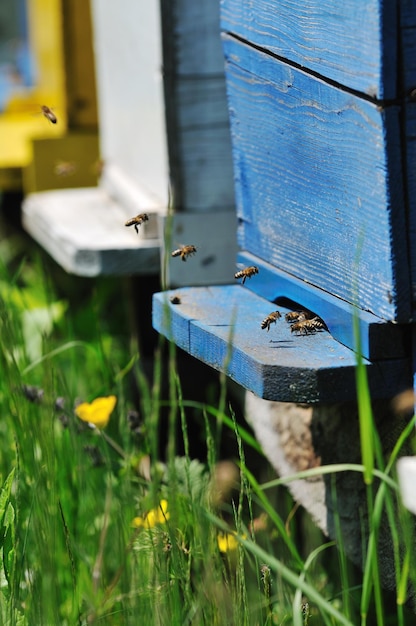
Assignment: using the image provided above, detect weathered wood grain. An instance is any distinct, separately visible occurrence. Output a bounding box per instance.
[170,0,226,76]
[223,35,411,321]
[221,0,398,99]
[152,286,411,402]
[161,0,235,213]
[177,126,235,211]
[174,78,235,211]
[176,79,231,128]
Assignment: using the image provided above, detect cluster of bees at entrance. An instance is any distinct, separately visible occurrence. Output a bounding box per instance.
[262,309,326,335]
[233,264,327,336]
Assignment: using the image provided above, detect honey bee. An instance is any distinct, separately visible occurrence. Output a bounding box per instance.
[170,295,181,305]
[171,245,197,261]
[285,310,309,323]
[125,213,149,234]
[54,160,77,177]
[41,105,57,124]
[235,265,259,284]
[290,317,325,335]
[92,158,105,177]
[261,310,282,331]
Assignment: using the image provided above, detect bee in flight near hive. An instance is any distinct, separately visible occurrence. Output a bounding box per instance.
[125,213,149,234]
[290,317,325,335]
[235,265,259,285]
[41,105,57,124]
[171,245,197,262]
[261,310,282,331]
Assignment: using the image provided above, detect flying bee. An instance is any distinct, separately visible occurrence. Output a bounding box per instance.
[235,265,259,284]
[171,244,197,262]
[261,310,282,331]
[291,317,325,335]
[125,213,149,234]
[41,105,57,124]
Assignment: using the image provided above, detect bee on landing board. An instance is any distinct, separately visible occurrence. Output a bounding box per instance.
[261,310,282,331]
[41,105,57,124]
[290,317,325,335]
[171,245,197,262]
[235,265,259,284]
[125,213,149,234]
[285,310,311,323]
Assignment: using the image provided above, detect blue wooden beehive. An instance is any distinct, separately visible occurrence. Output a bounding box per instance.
[153,1,416,402]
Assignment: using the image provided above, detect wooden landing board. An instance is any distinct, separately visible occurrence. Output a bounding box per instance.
[222,34,411,322]
[221,0,397,99]
[22,188,160,276]
[152,286,411,403]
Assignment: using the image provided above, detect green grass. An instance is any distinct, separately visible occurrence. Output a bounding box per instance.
[0,239,415,624]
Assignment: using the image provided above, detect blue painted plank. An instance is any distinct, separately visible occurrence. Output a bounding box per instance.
[152,286,411,402]
[402,1,416,28]
[405,102,416,313]
[223,35,411,321]
[402,27,416,92]
[220,0,398,99]
[235,251,407,361]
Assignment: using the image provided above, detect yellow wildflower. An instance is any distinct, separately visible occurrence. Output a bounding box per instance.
[132,499,170,529]
[217,531,243,553]
[75,395,117,429]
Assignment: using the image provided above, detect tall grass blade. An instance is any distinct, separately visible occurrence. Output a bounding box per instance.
[353,313,374,485]
[242,465,303,568]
